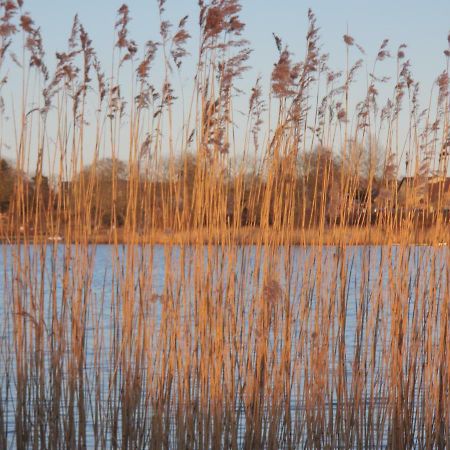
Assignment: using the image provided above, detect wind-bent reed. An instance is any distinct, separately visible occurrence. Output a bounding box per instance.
[0,0,449,448]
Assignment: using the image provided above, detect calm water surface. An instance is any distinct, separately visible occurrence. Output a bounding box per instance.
[0,244,447,448]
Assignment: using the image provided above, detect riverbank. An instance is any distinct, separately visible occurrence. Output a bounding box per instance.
[1,225,449,246]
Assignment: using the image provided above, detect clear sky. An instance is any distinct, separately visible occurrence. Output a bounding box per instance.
[26,0,450,91]
[2,0,450,173]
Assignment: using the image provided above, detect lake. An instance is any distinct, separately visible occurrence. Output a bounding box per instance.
[0,243,448,449]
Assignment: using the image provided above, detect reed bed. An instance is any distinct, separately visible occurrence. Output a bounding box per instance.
[0,0,449,448]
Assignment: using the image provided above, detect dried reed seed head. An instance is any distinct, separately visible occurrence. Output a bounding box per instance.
[377,50,390,61]
[263,278,282,305]
[137,40,158,81]
[118,4,128,16]
[21,22,49,80]
[204,6,224,38]
[115,4,130,49]
[368,84,378,96]
[1,0,18,20]
[272,33,282,53]
[344,59,362,89]
[376,38,390,61]
[399,60,414,89]
[437,71,449,103]
[162,81,176,106]
[352,43,364,55]
[178,15,188,28]
[228,15,244,34]
[140,134,152,157]
[437,71,449,88]
[68,14,79,49]
[337,109,346,121]
[0,1,19,37]
[305,18,320,57]
[79,24,92,50]
[158,0,166,14]
[4,0,17,9]
[160,20,171,40]
[271,48,297,98]
[327,70,342,84]
[249,77,265,151]
[0,23,15,37]
[173,28,190,45]
[19,13,32,32]
[431,119,440,132]
[398,43,407,59]
[202,0,244,42]
[343,34,354,46]
[198,1,206,27]
[171,16,190,68]
[93,56,106,102]
[219,47,251,92]
[127,40,137,56]
[249,77,262,111]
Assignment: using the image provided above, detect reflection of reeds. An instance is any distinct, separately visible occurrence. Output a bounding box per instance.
[0,0,450,448]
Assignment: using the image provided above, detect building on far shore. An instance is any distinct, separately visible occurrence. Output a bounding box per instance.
[397,175,450,214]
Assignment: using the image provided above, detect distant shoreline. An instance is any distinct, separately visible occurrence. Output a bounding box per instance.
[1,226,449,246]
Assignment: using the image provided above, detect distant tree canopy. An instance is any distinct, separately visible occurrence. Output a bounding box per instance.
[0,159,16,212]
[73,158,129,227]
[0,146,389,229]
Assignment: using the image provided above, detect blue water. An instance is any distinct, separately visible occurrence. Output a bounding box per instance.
[0,243,448,448]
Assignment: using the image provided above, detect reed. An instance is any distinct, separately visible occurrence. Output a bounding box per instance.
[0,0,449,448]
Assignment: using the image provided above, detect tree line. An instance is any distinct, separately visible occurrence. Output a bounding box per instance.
[1,141,392,233]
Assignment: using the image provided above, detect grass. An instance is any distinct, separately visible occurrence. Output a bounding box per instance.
[0,0,449,449]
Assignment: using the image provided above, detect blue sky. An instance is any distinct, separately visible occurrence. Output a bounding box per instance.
[27,0,449,91]
[2,1,449,172]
